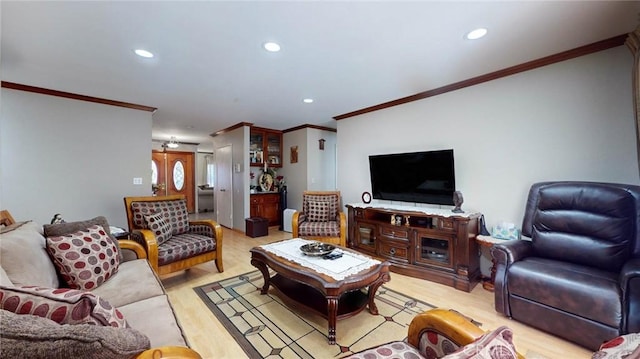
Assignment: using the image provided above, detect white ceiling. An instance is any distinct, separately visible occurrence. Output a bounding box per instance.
[2,1,639,151]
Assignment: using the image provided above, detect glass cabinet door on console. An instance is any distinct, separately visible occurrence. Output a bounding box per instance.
[266,133,281,166]
[414,231,454,267]
[250,127,283,168]
[250,131,264,165]
[353,222,377,254]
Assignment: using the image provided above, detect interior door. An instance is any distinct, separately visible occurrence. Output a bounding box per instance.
[216,145,233,228]
[151,150,195,212]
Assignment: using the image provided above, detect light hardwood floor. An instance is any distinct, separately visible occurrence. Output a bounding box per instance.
[161,226,592,359]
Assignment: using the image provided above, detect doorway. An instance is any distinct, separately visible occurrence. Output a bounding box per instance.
[215,145,233,228]
[151,150,195,212]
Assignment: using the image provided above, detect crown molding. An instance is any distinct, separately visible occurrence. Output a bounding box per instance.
[283,124,337,133]
[1,81,157,113]
[210,122,254,137]
[334,34,628,121]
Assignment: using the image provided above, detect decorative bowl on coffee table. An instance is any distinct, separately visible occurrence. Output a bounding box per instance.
[300,242,335,256]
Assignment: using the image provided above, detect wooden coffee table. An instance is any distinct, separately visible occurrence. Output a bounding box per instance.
[250,240,391,344]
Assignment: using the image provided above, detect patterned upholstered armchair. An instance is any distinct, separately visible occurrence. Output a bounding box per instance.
[292,191,347,247]
[345,308,523,359]
[123,195,223,276]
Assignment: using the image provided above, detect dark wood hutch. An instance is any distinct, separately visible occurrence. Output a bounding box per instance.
[249,126,283,226]
[250,126,283,168]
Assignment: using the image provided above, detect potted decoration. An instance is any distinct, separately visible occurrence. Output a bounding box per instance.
[259,166,277,192]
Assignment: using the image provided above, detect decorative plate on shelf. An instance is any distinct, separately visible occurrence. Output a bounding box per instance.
[259,173,274,192]
[300,242,336,256]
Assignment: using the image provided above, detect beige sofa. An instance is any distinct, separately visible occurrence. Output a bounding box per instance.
[0,210,200,358]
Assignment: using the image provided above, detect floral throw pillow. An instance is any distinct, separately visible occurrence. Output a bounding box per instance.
[308,200,331,222]
[0,285,128,328]
[46,224,120,290]
[143,212,172,245]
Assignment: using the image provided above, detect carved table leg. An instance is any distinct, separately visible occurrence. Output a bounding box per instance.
[326,296,338,344]
[250,258,271,295]
[367,273,390,315]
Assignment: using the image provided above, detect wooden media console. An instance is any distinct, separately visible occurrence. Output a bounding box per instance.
[346,203,480,292]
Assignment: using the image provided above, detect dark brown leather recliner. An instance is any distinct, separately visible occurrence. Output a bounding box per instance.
[492,181,640,350]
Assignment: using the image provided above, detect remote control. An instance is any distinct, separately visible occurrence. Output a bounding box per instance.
[323,252,343,260]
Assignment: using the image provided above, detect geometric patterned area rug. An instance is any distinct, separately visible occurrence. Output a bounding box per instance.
[194,270,437,358]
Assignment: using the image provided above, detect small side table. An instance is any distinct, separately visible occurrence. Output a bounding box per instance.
[476,235,507,292]
[113,231,130,240]
[110,226,129,240]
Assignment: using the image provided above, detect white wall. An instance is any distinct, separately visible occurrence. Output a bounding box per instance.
[306,129,337,191]
[0,88,152,227]
[337,46,639,231]
[282,128,337,212]
[282,129,307,211]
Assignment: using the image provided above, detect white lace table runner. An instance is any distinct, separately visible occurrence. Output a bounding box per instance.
[260,238,381,281]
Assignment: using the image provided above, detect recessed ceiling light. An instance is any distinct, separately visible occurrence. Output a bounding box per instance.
[303,98,314,103]
[465,28,487,40]
[263,42,281,52]
[134,49,154,58]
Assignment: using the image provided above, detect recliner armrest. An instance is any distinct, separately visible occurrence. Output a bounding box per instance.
[491,240,533,317]
[491,239,533,266]
[620,258,640,333]
[620,257,640,285]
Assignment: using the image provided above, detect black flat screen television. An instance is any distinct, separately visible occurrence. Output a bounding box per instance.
[368,149,455,205]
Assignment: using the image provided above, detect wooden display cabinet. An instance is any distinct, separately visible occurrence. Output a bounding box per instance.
[352,221,377,252]
[414,232,453,267]
[347,204,480,292]
[250,193,281,226]
[250,127,283,168]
